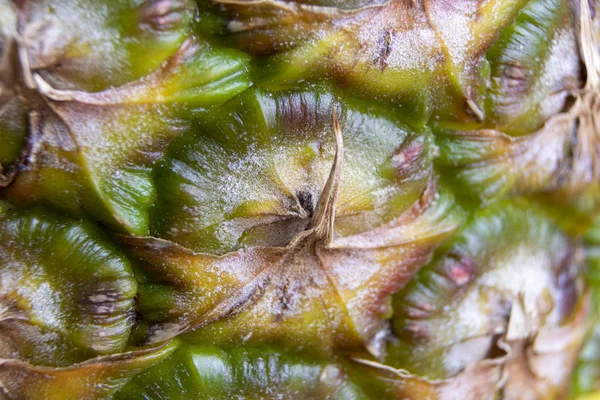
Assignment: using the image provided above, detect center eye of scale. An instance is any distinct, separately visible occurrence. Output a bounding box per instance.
[297,190,314,216]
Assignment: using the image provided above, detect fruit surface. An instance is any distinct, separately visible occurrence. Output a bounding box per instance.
[0,0,599,399]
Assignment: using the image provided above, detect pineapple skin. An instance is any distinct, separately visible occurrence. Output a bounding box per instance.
[0,0,599,399]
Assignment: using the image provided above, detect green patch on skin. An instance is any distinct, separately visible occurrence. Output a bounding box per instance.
[151,86,433,254]
[0,203,137,366]
[389,200,588,398]
[115,344,384,400]
[4,38,251,236]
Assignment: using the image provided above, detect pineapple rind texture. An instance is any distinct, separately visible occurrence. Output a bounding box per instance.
[115,343,379,399]
[0,0,599,399]
[391,201,588,396]
[573,219,600,397]
[0,203,138,364]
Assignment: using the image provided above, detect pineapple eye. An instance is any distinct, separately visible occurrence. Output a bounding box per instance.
[151,87,434,254]
[116,87,463,356]
[2,34,251,236]
[388,201,588,397]
[213,0,534,124]
[0,0,198,92]
[432,0,599,225]
[0,204,137,365]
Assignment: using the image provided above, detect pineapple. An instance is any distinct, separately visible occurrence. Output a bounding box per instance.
[0,0,599,398]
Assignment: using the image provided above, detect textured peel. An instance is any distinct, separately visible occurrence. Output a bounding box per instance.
[214,0,530,123]
[4,37,251,235]
[0,203,137,366]
[151,87,433,253]
[388,201,590,398]
[435,0,600,221]
[0,341,178,400]
[115,344,381,399]
[120,107,462,356]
